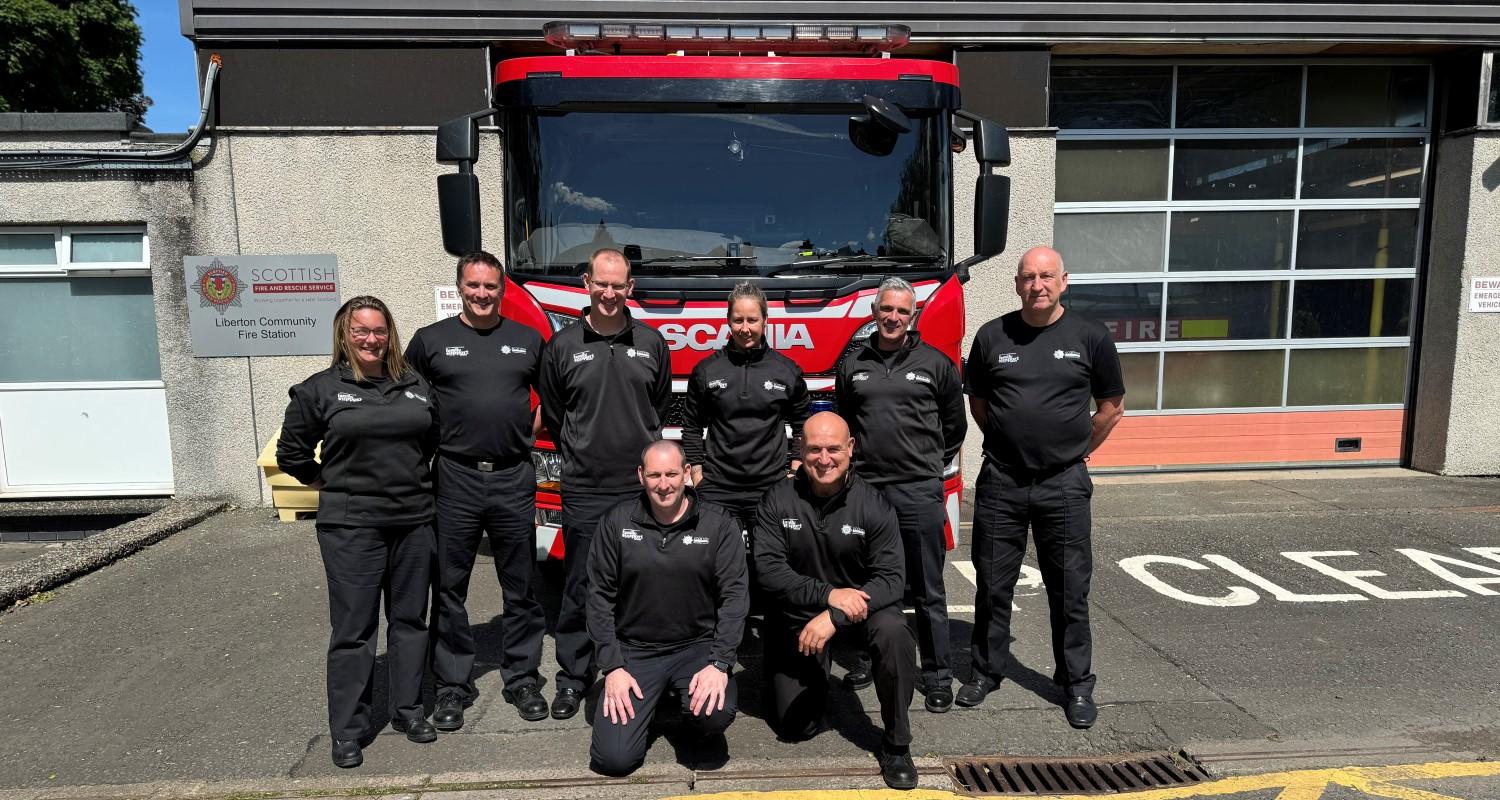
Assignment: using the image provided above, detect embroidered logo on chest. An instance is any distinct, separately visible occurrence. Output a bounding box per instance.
[1054,350,1082,360]
[763,379,787,392]
[404,390,428,403]
[997,353,1019,364]
[625,348,651,360]
[572,350,595,363]
[839,523,866,536]
[682,535,711,545]
[708,379,729,390]
[501,344,528,355]
[336,392,362,403]
[851,371,871,382]
[904,371,932,385]
[621,528,643,541]
[782,518,804,531]
[445,346,469,357]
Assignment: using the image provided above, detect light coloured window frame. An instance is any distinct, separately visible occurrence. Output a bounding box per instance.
[1484,51,1500,127]
[0,225,149,277]
[1052,58,1431,416]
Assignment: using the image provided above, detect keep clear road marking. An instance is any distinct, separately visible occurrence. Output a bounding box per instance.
[950,561,1043,614]
[665,760,1500,800]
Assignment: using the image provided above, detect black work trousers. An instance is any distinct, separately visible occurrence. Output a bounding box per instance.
[557,488,637,692]
[763,605,915,752]
[316,522,434,740]
[590,639,737,776]
[697,479,775,541]
[969,458,1096,697]
[430,456,542,700]
[876,478,951,687]
[699,479,776,619]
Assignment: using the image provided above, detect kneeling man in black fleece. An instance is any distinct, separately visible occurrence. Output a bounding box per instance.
[586,439,749,776]
[753,411,920,790]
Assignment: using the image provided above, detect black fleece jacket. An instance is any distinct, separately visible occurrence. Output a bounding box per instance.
[586,489,749,672]
[835,331,966,484]
[276,364,440,527]
[538,309,673,493]
[682,344,810,488]
[752,471,905,626]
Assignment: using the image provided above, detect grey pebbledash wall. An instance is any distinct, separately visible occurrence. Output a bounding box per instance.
[1410,130,1500,476]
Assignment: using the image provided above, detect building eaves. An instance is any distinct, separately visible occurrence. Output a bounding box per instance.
[181,1,1500,44]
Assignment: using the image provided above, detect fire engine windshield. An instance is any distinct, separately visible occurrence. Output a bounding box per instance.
[505,110,948,277]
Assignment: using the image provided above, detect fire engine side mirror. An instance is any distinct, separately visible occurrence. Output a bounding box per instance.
[955,172,1010,282]
[437,115,480,164]
[436,109,498,256]
[974,173,1010,260]
[955,111,1011,167]
[438,172,482,257]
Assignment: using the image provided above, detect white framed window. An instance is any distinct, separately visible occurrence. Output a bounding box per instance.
[1052,59,1431,414]
[0,225,149,277]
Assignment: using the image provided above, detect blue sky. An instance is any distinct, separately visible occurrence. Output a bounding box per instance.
[138,0,200,132]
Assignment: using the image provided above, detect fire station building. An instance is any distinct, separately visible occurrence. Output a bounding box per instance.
[2,2,1499,505]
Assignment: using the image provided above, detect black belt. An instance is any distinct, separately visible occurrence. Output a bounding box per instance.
[992,459,1081,485]
[439,451,526,473]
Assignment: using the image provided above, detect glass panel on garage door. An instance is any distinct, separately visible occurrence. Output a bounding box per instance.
[1052,61,1428,469]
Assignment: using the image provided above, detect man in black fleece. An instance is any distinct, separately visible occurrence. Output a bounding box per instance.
[752,412,919,791]
[587,440,748,776]
[835,276,966,712]
[538,248,673,719]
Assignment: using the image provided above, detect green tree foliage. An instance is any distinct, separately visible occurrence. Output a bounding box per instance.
[0,0,149,119]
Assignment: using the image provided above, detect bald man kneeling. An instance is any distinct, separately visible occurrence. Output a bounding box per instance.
[752,412,919,790]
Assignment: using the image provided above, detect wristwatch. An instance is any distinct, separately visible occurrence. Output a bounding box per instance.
[709,659,732,674]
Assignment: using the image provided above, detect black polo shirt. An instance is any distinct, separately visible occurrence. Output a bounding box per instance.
[538,309,673,493]
[405,315,544,462]
[964,309,1125,474]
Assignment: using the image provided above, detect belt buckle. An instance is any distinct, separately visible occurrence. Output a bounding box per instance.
[477,460,495,473]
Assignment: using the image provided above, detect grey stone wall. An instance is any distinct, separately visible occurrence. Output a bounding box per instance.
[953,129,1057,481]
[1410,130,1500,476]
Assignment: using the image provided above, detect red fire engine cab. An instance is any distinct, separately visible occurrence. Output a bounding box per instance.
[435,22,1011,559]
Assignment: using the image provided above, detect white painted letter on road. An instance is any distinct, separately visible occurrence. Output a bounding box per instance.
[1397,549,1500,596]
[1201,554,1366,603]
[1280,551,1465,600]
[1118,556,1260,607]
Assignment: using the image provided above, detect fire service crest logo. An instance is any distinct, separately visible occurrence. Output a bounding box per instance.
[192,258,242,315]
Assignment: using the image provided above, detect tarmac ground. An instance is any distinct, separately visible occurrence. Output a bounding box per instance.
[1,468,1498,799]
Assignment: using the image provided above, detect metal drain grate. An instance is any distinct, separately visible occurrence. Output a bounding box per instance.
[945,751,1212,796]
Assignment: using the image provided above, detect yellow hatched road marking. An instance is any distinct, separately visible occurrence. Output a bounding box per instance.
[665,760,1500,800]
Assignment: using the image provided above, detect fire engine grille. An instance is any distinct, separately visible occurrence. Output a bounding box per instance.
[944,752,1211,797]
[663,390,836,429]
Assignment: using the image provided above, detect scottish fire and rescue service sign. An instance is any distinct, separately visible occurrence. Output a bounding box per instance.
[183,255,341,356]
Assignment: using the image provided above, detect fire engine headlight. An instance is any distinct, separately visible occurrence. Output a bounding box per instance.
[852,321,878,341]
[545,310,579,333]
[532,451,564,490]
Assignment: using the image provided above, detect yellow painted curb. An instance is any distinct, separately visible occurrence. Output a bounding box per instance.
[665,760,1500,800]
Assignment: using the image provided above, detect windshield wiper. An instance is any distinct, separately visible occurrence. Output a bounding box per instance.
[760,253,939,277]
[637,255,758,271]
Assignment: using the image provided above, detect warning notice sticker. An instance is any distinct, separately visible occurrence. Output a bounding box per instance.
[1471,276,1500,312]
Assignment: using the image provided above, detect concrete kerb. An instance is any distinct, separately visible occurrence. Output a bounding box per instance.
[0,500,230,609]
[0,756,940,800]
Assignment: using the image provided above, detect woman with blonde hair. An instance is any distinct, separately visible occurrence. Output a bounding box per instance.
[277,295,440,768]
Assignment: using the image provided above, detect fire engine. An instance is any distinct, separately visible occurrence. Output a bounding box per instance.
[434,21,1011,559]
